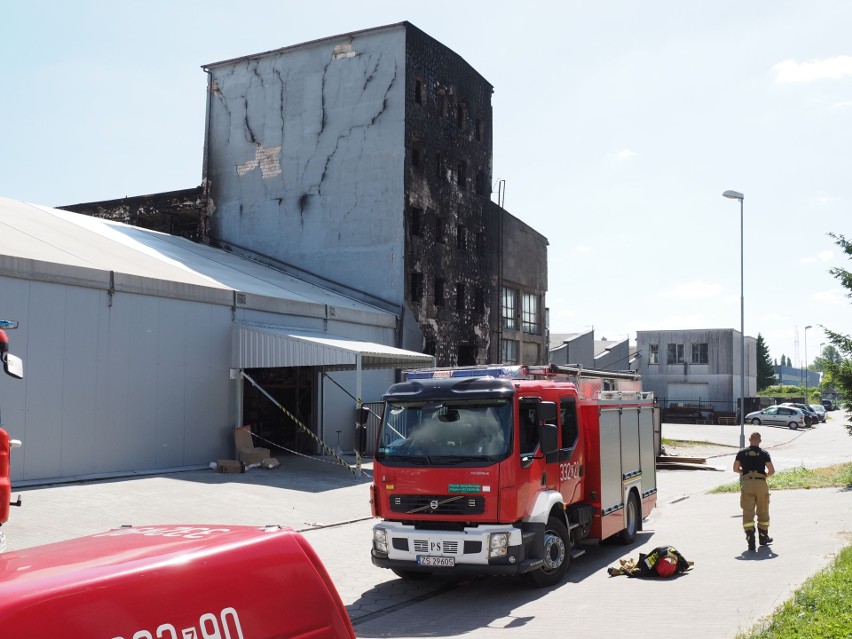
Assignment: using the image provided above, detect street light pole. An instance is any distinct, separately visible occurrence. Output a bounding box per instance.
[804,325,812,402]
[723,190,746,449]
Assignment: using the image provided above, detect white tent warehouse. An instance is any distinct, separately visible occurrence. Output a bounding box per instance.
[0,197,433,485]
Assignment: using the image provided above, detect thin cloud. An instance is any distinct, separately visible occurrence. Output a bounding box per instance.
[615,149,636,161]
[800,250,833,264]
[658,281,724,300]
[772,55,852,82]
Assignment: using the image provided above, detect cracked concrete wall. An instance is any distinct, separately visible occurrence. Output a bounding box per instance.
[205,27,407,303]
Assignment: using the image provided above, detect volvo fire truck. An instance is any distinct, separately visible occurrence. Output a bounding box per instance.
[369,364,659,587]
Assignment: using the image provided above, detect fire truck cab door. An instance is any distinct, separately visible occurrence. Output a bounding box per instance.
[557,397,582,502]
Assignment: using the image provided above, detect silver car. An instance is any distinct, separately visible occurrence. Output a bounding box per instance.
[745,405,805,430]
[809,404,827,422]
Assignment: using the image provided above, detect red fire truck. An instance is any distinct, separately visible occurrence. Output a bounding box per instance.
[369,364,659,587]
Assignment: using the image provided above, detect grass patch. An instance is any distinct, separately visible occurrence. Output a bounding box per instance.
[737,544,852,639]
[710,463,852,493]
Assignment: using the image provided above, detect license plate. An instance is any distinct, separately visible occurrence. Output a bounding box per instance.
[417,555,455,567]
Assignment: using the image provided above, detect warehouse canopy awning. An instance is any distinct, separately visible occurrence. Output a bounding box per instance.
[234,321,435,371]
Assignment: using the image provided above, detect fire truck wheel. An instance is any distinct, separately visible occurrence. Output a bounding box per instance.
[527,516,570,588]
[391,569,433,581]
[618,492,640,544]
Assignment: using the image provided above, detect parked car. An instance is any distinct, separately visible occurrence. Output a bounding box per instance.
[745,405,805,430]
[809,404,827,422]
[821,399,836,411]
[781,402,820,427]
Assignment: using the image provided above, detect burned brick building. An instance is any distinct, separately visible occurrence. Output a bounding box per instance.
[66,22,548,367]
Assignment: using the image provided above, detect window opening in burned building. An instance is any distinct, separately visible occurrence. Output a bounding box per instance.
[435,150,446,181]
[435,217,446,244]
[410,137,422,169]
[410,271,423,303]
[414,78,424,105]
[456,224,467,250]
[458,343,476,366]
[435,278,445,306]
[456,282,465,311]
[409,206,422,236]
[457,161,467,188]
[475,287,485,315]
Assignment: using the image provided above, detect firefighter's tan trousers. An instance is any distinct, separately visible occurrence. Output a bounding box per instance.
[741,477,770,533]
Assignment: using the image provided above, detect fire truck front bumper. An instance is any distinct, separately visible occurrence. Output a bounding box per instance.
[371,521,544,576]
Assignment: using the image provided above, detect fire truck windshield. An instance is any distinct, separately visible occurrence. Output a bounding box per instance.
[376,400,512,464]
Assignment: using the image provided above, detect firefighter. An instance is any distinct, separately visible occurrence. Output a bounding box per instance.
[733,431,775,550]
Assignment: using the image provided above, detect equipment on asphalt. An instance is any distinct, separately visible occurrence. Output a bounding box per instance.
[369,364,659,587]
[607,545,693,578]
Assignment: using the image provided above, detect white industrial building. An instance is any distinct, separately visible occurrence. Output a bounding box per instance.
[0,198,432,485]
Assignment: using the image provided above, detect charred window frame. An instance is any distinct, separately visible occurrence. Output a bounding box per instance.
[414,78,423,105]
[436,150,446,181]
[437,90,448,117]
[474,287,484,314]
[456,283,465,310]
[475,117,484,142]
[435,217,445,244]
[410,271,422,303]
[409,206,422,236]
[434,278,445,307]
[456,224,467,250]
[410,136,422,169]
[457,161,467,188]
[456,103,466,129]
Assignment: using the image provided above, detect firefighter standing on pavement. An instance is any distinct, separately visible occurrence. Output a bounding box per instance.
[733,431,775,550]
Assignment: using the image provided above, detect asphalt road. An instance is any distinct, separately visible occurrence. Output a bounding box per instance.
[4,413,851,639]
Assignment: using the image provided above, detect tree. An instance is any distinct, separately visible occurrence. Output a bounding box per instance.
[821,232,852,435]
[756,334,775,391]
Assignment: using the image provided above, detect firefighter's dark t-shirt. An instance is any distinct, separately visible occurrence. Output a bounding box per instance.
[736,445,771,474]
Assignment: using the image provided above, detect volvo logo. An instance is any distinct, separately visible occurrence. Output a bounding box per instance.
[429,499,439,511]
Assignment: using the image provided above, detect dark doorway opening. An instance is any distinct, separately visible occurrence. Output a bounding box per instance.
[242,367,316,454]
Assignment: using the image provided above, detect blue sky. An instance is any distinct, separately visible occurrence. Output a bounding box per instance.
[2,1,850,365]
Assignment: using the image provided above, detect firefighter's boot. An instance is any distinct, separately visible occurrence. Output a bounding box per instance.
[758,531,773,546]
[746,530,756,551]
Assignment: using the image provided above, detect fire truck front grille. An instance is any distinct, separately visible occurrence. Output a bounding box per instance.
[389,494,485,515]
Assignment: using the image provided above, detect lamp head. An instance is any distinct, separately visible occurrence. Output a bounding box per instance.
[722,190,744,200]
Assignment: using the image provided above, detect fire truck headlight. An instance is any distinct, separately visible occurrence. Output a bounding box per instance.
[488,532,509,558]
[373,528,389,554]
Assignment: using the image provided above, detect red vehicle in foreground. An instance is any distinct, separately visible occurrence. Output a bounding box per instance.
[0,524,355,639]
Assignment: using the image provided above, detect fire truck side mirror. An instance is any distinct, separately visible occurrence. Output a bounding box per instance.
[2,353,23,380]
[540,423,558,454]
[354,406,370,455]
[538,401,557,423]
[539,402,558,454]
